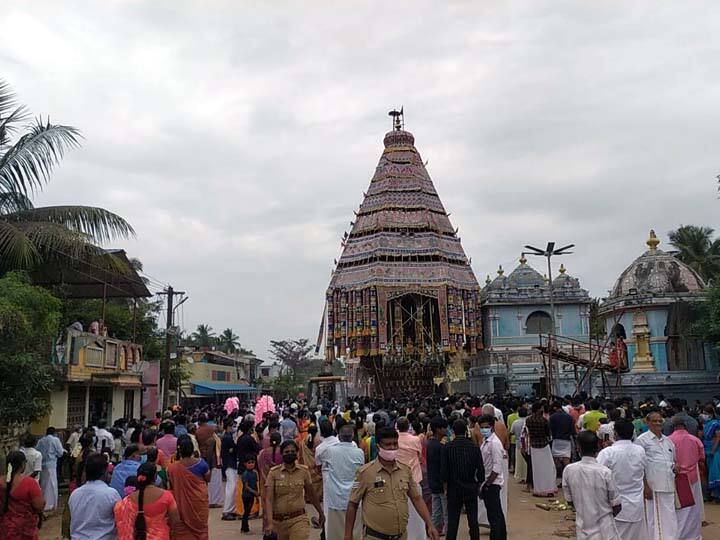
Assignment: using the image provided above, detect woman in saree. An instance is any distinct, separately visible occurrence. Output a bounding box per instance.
[115,462,180,540]
[702,404,720,500]
[0,451,44,540]
[296,411,311,446]
[299,424,323,502]
[167,435,210,540]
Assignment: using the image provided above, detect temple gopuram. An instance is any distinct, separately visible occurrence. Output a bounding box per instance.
[323,111,481,397]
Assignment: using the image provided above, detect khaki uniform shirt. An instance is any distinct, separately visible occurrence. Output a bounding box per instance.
[349,459,420,535]
[265,462,312,515]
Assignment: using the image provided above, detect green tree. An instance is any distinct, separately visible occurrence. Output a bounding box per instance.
[0,272,61,423]
[0,79,133,271]
[589,298,606,341]
[269,338,313,375]
[192,324,216,348]
[694,281,720,353]
[668,225,720,283]
[219,328,240,353]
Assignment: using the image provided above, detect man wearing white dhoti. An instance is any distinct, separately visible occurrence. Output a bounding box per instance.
[526,402,556,496]
[668,416,704,540]
[598,419,649,540]
[36,427,64,512]
[636,411,678,540]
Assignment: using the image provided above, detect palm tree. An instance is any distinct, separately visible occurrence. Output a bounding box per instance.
[192,324,216,348]
[0,79,133,271]
[219,328,240,353]
[668,225,720,283]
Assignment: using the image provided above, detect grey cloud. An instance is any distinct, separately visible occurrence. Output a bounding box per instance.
[2,1,720,356]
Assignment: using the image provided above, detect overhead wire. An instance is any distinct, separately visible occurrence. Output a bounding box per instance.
[42,244,170,295]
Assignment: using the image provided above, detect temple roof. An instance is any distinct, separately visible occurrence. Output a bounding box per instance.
[608,230,705,300]
[482,255,590,305]
[327,127,479,291]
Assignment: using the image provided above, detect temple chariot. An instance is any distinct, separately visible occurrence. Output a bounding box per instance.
[320,110,482,397]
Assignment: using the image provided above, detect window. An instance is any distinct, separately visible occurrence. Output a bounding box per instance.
[211,370,229,381]
[261,368,270,377]
[526,311,553,334]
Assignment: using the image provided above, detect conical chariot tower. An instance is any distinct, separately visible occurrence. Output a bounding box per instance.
[324,111,481,396]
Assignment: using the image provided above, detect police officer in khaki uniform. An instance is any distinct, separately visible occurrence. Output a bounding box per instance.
[345,426,439,540]
[265,439,325,540]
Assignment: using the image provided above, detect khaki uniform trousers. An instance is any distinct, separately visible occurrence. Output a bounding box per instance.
[364,530,408,540]
[273,514,310,540]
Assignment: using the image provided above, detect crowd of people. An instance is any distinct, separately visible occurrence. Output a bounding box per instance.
[0,390,718,539]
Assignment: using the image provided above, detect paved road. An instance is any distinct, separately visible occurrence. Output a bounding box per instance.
[43,476,720,538]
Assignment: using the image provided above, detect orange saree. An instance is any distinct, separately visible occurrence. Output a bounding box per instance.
[167,461,209,540]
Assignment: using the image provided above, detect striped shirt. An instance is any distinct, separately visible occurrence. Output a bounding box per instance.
[441,436,484,493]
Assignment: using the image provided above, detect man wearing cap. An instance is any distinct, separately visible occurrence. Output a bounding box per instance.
[668,415,704,540]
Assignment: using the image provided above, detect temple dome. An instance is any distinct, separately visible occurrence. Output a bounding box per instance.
[507,257,545,288]
[609,230,706,299]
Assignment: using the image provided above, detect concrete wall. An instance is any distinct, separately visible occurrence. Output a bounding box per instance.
[30,388,68,435]
[485,303,589,346]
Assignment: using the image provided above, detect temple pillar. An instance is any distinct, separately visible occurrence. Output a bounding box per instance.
[631,310,655,372]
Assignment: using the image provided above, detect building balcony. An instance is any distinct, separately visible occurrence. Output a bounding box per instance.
[53,328,143,388]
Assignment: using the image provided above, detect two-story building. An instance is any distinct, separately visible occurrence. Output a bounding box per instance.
[31,249,151,434]
[470,255,592,396]
[179,349,260,406]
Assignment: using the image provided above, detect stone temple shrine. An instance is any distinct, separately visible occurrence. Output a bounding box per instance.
[599,230,719,401]
[323,111,482,396]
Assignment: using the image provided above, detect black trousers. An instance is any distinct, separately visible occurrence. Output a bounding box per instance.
[481,484,507,540]
[446,488,479,540]
[240,493,254,531]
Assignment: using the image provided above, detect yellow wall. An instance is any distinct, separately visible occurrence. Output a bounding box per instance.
[30,387,68,435]
[188,361,240,383]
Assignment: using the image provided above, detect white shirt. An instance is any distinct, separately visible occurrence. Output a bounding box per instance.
[94,428,114,453]
[562,457,621,540]
[36,434,64,467]
[68,480,121,540]
[597,440,646,522]
[67,431,81,452]
[597,422,615,443]
[481,432,505,486]
[20,447,43,477]
[315,435,339,466]
[635,431,676,493]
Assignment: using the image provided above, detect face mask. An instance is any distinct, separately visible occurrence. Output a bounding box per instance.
[282,452,297,464]
[378,447,398,461]
[480,427,492,439]
[699,414,711,422]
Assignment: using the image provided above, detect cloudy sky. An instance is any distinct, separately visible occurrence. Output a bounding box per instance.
[3,1,720,358]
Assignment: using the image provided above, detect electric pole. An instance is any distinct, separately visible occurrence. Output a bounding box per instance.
[524,242,574,397]
[158,286,185,411]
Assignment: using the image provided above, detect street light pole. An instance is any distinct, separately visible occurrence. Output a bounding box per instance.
[524,242,574,397]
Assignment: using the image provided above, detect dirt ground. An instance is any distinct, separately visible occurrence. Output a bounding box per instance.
[42,476,720,539]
